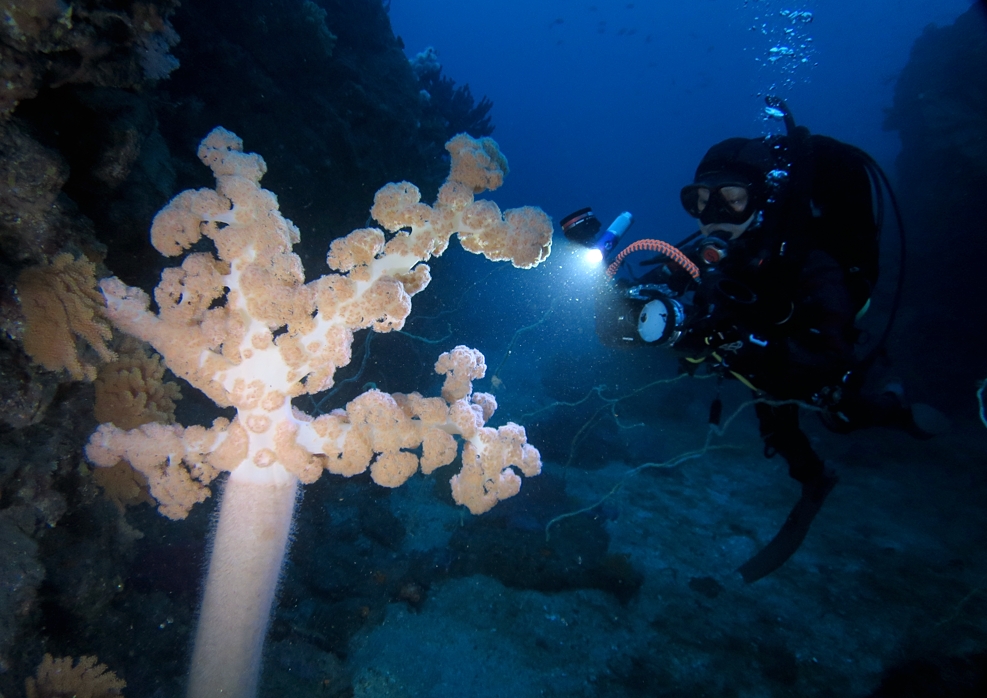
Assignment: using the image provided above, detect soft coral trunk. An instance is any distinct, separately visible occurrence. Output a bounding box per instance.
[187,472,299,698]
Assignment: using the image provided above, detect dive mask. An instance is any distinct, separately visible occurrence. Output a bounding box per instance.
[680,183,754,226]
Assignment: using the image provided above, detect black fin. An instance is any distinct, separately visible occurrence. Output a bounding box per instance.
[738,469,838,583]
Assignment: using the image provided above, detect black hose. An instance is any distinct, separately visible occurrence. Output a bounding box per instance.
[766,93,907,371]
[853,146,908,370]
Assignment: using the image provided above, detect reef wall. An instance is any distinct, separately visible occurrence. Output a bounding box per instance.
[884,3,987,415]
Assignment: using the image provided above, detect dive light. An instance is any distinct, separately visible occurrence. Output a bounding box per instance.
[561,207,634,262]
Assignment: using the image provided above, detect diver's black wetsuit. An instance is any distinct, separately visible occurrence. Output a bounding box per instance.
[660,243,856,481]
[590,102,939,580]
[635,145,912,483]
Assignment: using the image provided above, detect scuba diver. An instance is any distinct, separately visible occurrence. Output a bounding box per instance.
[563,98,947,582]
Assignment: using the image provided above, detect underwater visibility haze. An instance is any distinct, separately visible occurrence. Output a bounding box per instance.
[0,0,986,696]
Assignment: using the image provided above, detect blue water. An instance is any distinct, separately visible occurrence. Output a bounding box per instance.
[391,0,972,236]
